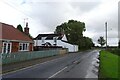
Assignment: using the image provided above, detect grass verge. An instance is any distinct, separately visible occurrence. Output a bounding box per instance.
[99,50,120,80]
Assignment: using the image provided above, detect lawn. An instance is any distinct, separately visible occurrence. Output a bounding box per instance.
[99,50,120,79]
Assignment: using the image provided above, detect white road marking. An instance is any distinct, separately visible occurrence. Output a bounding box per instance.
[48,67,68,79]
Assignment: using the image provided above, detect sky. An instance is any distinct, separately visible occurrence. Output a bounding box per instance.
[0,0,119,46]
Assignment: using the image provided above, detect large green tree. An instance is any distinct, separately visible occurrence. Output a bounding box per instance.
[17,24,23,32]
[98,36,106,47]
[55,20,94,50]
[55,20,86,44]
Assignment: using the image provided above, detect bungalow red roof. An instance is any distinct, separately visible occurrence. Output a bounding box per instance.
[0,22,33,53]
[0,22,33,42]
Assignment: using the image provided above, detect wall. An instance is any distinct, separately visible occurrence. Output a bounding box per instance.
[59,49,68,55]
[29,43,33,51]
[57,40,78,52]
[34,40,55,46]
[2,41,33,53]
[11,42,19,52]
[34,40,78,52]
[11,42,33,53]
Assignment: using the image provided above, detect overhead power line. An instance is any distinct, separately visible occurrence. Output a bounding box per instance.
[1,0,34,21]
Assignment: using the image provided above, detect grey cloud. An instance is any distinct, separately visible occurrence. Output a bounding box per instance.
[24,2,72,31]
[2,0,119,46]
[86,10,118,39]
[70,2,101,12]
[118,1,120,39]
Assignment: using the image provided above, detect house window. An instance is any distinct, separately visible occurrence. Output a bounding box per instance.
[53,37,57,45]
[2,42,12,53]
[8,43,11,53]
[3,43,7,53]
[19,43,29,51]
[19,44,22,50]
[53,37,57,43]
[41,37,45,43]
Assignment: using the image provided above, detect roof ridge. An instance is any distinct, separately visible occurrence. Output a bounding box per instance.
[1,22,33,42]
[0,22,13,27]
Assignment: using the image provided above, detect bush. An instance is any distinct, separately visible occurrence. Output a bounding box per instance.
[107,48,120,56]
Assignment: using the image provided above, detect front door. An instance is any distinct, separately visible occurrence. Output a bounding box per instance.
[2,42,12,53]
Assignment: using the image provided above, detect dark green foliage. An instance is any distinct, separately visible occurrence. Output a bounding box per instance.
[78,37,94,50]
[118,40,120,48]
[17,24,23,32]
[55,19,94,50]
[107,48,120,56]
[17,24,33,39]
[98,36,106,47]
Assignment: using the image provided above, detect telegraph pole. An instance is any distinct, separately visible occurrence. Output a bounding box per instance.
[105,22,107,49]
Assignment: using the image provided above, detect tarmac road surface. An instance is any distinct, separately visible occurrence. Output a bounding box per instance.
[2,50,100,79]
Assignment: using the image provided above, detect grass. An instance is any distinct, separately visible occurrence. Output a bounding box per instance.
[99,50,120,79]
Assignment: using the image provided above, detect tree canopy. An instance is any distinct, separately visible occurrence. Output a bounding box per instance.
[55,20,85,44]
[17,24,23,32]
[98,36,106,47]
[55,20,94,50]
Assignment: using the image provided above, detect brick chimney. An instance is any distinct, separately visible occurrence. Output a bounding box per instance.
[24,22,29,35]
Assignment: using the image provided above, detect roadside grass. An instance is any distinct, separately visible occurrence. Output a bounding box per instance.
[99,50,120,80]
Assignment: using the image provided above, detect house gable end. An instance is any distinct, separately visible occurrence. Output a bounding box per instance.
[61,35,67,41]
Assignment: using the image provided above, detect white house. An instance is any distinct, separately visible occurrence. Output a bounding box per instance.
[34,34,78,52]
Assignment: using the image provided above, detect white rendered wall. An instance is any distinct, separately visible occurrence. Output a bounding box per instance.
[57,40,78,52]
[34,40,56,46]
[34,40,78,52]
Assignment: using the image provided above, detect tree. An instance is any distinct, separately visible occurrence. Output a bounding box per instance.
[55,20,86,45]
[118,40,120,48]
[55,20,94,50]
[98,36,106,47]
[17,24,23,32]
[79,37,94,50]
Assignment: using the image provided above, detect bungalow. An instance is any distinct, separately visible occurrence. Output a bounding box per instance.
[0,22,34,54]
[34,34,78,52]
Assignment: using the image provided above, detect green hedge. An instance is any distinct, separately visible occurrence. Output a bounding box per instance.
[107,48,120,56]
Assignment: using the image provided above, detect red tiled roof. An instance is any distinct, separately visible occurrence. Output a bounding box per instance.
[0,22,33,42]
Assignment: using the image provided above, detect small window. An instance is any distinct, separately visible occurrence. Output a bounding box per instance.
[19,43,29,51]
[23,43,25,50]
[41,37,45,43]
[19,44,22,50]
[2,42,12,53]
[3,43,7,53]
[7,43,11,53]
[53,37,57,43]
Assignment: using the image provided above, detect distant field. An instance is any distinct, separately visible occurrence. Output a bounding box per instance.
[99,50,120,79]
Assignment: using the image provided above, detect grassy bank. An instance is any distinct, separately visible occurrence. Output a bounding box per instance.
[99,50,120,79]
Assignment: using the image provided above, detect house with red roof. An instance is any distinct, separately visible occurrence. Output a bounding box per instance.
[0,22,34,53]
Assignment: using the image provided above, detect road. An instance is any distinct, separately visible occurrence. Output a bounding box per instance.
[2,50,100,79]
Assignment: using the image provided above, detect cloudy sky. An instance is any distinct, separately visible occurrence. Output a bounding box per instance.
[0,0,119,46]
